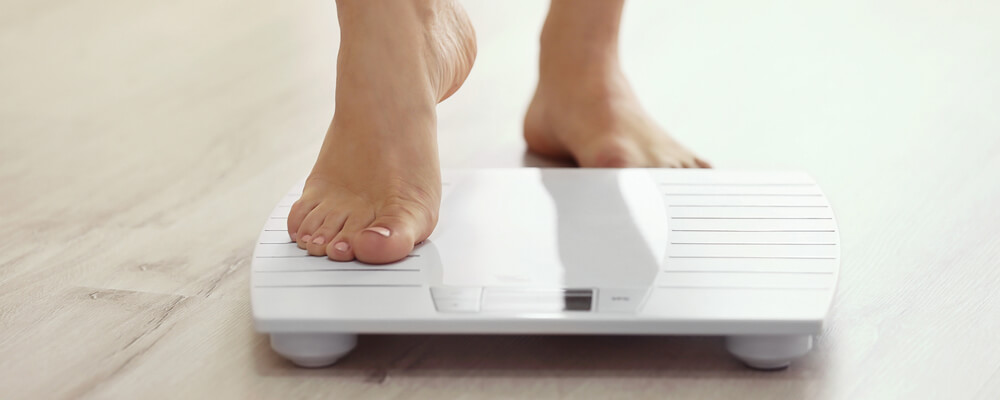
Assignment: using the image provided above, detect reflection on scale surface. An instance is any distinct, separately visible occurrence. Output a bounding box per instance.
[420,169,666,313]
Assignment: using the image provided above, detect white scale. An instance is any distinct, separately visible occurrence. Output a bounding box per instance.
[251,169,840,370]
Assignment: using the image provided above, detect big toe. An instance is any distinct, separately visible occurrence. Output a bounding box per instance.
[577,137,648,168]
[352,209,435,265]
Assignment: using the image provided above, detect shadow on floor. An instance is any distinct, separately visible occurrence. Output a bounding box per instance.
[251,333,821,380]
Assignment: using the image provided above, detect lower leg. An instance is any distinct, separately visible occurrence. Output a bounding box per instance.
[540,0,625,77]
[525,0,710,168]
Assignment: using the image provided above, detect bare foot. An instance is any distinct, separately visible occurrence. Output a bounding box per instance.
[524,71,711,168]
[288,0,476,264]
[523,0,710,168]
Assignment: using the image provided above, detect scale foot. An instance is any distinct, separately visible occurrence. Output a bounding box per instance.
[269,333,358,368]
[725,335,813,371]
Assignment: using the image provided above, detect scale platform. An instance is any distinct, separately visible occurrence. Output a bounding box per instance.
[251,169,840,370]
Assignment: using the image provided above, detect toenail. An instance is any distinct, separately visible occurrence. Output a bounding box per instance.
[363,227,391,237]
[290,232,298,241]
[301,235,312,243]
[312,236,326,245]
[334,242,350,252]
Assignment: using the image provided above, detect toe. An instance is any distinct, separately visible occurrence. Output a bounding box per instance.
[326,214,373,261]
[287,199,319,242]
[306,213,348,256]
[352,207,434,264]
[306,235,328,255]
[578,137,641,168]
[354,224,414,264]
[587,152,631,168]
[652,153,683,168]
[326,237,355,262]
[676,151,709,169]
[294,206,329,249]
[664,158,684,168]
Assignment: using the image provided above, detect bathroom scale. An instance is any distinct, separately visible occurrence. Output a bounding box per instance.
[251,168,840,370]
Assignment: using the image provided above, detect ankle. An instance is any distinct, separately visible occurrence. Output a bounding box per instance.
[538,27,625,91]
[540,0,624,73]
[536,61,630,109]
[335,0,474,103]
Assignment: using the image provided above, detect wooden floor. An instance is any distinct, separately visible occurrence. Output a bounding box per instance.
[2,0,999,398]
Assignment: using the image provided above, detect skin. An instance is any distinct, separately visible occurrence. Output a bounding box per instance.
[288,0,709,265]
